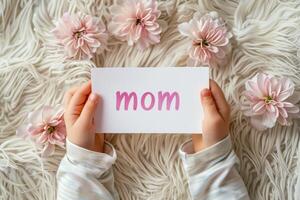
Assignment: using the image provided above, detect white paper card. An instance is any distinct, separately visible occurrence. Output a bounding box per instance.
[91,67,209,134]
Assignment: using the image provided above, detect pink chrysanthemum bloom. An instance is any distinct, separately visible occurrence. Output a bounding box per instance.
[16,105,66,157]
[108,0,162,50]
[242,73,300,131]
[52,12,108,60]
[178,12,232,67]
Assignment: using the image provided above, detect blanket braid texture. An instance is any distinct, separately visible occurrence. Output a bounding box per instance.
[0,0,300,199]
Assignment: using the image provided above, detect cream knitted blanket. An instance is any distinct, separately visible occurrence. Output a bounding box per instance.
[0,0,300,199]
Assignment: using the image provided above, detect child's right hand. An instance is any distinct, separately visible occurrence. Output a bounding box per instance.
[192,80,231,152]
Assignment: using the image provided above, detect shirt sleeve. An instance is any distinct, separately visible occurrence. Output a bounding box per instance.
[56,139,119,200]
[179,135,250,200]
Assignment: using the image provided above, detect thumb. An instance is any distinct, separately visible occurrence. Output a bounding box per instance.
[79,93,100,125]
[200,89,218,116]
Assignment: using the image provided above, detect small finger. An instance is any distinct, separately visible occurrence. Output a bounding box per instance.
[68,81,92,112]
[79,93,100,125]
[63,87,79,109]
[200,88,218,116]
[209,80,230,120]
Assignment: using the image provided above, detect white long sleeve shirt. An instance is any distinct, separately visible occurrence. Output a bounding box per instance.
[57,136,250,200]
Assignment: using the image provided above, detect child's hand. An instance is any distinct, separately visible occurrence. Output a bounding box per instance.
[192,80,230,152]
[64,81,104,152]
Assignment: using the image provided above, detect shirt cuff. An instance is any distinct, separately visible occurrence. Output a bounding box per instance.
[66,139,117,174]
[179,135,232,175]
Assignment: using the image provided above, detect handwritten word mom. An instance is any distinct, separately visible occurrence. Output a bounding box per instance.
[116,91,180,111]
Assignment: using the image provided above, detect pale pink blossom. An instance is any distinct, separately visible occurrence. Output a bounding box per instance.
[242,73,300,131]
[108,0,162,50]
[52,12,108,60]
[16,105,66,157]
[178,12,232,67]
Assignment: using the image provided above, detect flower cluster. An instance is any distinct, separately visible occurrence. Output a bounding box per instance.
[53,0,164,59]
[52,2,233,66]
[242,73,300,130]
[16,105,66,157]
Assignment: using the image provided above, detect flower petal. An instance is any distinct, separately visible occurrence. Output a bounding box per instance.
[262,112,277,129]
[286,91,300,104]
[279,107,288,118]
[36,131,48,144]
[27,124,44,136]
[42,106,55,123]
[28,109,43,124]
[284,104,300,114]
[250,116,268,131]
[257,73,268,96]
[16,124,29,138]
[252,101,266,113]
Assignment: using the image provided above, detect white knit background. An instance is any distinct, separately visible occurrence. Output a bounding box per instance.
[0,0,300,199]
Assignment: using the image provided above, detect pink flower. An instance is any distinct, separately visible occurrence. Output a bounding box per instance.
[178,12,232,67]
[52,12,108,60]
[16,105,66,157]
[242,73,300,131]
[108,0,162,50]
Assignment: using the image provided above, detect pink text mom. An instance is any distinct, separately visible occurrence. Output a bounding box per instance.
[116,91,180,111]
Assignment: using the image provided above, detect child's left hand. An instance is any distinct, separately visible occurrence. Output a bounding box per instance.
[63,81,104,152]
